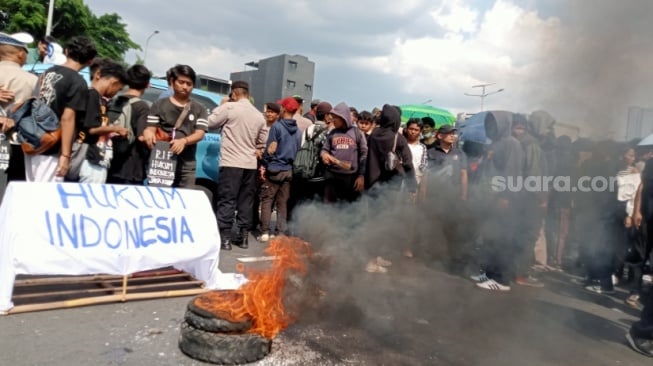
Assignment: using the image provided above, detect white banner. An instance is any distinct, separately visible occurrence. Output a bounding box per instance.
[0,182,224,312]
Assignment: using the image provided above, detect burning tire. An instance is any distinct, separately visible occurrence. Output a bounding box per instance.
[186,294,253,333]
[184,309,252,333]
[178,321,271,365]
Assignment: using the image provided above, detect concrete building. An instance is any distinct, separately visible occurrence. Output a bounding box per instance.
[230,54,315,112]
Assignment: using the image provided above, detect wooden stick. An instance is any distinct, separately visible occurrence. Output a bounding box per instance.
[15,273,192,287]
[121,275,128,302]
[12,280,206,300]
[12,280,204,300]
[237,256,279,263]
[6,288,208,315]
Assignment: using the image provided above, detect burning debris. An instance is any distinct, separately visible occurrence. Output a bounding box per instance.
[179,236,313,364]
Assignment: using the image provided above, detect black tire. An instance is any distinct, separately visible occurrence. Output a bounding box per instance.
[184,309,252,333]
[179,321,271,365]
[186,299,252,333]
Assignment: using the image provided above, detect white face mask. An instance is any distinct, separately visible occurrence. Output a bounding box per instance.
[421,131,434,139]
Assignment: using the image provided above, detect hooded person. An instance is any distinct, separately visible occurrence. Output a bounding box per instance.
[365,104,416,193]
[473,111,525,292]
[320,102,368,203]
[259,97,302,241]
[511,113,548,287]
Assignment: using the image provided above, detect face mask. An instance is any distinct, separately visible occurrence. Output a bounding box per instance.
[421,131,434,139]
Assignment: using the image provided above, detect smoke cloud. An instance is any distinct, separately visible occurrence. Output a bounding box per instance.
[531,0,653,139]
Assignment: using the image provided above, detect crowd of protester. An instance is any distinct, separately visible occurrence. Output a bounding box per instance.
[3,33,653,356]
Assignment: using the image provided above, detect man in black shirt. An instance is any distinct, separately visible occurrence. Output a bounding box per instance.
[425,124,468,201]
[27,36,96,182]
[107,65,152,185]
[143,65,208,188]
[76,59,128,183]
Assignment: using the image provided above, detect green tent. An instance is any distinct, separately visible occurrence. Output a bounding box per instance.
[399,104,456,127]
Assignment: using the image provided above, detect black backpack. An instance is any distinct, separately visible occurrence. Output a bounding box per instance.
[293,125,327,180]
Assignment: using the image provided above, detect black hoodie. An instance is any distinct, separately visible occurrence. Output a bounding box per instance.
[365,104,417,190]
[483,111,524,201]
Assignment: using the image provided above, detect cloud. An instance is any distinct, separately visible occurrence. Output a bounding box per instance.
[84,0,653,138]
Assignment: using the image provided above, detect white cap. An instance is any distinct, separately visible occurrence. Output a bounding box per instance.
[44,42,66,65]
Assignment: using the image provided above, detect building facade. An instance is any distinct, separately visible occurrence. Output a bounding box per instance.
[230,54,315,112]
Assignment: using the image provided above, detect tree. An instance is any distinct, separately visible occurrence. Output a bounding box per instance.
[0,0,139,61]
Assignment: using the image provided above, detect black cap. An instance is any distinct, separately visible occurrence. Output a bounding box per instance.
[265,102,281,113]
[231,80,249,91]
[438,124,457,134]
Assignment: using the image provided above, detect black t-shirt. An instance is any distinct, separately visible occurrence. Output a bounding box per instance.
[38,65,88,155]
[80,88,106,145]
[147,98,209,161]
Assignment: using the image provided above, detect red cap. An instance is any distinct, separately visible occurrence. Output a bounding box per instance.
[277,96,299,113]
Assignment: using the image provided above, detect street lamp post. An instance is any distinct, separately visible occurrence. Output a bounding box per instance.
[464,83,504,111]
[143,30,160,66]
[45,0,55,36]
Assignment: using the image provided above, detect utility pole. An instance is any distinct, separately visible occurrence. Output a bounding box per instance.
[46,0,55,36]
[464,83,504,111]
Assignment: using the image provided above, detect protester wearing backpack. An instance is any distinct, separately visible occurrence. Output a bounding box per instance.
[69,59,129,183]
[320,102,368,203]
[106,65,152,184]
[259,97,301,242]
[365,104,416,195]
[286,101,332,223]
[26,36,97,182]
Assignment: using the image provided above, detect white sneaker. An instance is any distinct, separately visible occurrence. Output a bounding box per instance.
[366,262,388,273]
[470,272,489,282]
[612,274,619,286]
[476,279,511,291]
[376,256,392,267]
[259,232,270,242]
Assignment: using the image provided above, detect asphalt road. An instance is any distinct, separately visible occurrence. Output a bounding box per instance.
[0,236,650,366]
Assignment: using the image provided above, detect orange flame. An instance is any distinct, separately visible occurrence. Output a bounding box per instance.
[192,236,312,339]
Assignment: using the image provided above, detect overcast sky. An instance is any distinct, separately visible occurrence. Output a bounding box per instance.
[85,0,653,137]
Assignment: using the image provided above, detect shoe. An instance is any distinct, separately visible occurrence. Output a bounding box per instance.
[584,285,615,294]
[259,232,270,242]
[625,294,641,309]
[626,330,653,357]
[476,279,510,291]
[612,274,619,286]
[235,228,249,249]
[376,256,392,267]
[220,230,232,251]
[403,250,413,258]
[470,272,489,282]
[366,262,388,273]
[515,276,545,288]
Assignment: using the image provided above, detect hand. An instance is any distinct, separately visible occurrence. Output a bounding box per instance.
[255,149,263,160]
[0,117,14,133]
[55,155,70,177]
[322,153,335,165]
[170,138,187,155]
[259,167,266,182]
[114,127,129,137]
[0,85,14,103]
[140,130,156,149]
[633,211,643,228]
[353,176,365,192]
[625,216,633,229]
